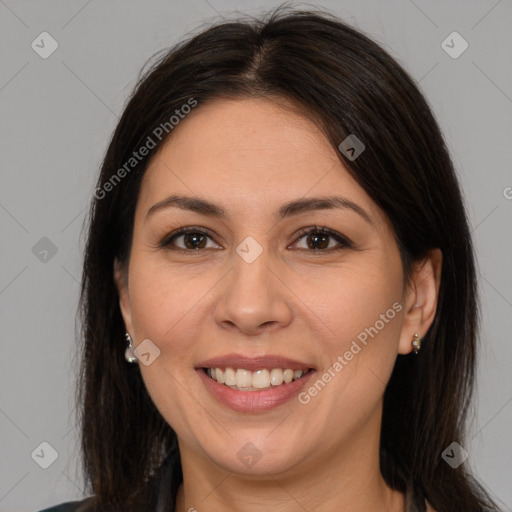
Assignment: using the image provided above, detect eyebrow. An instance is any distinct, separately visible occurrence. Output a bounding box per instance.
[145,194,373,225]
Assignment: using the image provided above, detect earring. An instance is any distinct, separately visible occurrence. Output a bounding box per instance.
[124,332,138,364]
[412,333,422,354]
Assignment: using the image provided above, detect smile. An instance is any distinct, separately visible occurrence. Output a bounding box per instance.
[203,367,313,391]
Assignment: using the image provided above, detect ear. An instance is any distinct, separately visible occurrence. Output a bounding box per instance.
[398,248,443,355]
[113,258,134,337]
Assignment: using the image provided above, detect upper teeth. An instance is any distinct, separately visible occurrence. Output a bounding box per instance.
[206,367,308,390]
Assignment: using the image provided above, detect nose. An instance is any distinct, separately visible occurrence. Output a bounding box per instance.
[213,243,293,336]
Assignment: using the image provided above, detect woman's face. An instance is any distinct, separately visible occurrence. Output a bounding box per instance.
[116,97,418,477]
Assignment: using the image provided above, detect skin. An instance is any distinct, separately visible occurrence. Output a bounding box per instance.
[114,97,442,512]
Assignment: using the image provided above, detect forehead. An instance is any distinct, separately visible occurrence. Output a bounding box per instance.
[137,97,385,226]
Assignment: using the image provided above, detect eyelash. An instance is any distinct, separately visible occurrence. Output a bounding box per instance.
[159,225,353,254]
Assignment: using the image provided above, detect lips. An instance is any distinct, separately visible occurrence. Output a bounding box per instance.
[195,353,316,412]
[196,353,315,372]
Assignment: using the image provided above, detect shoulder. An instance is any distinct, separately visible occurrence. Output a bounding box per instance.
[38,497,94,512]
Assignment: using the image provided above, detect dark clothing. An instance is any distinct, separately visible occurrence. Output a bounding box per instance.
[38,448,427,511]
[38,448,181,512]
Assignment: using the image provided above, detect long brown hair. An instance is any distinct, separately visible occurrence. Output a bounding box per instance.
[77,6,501,511]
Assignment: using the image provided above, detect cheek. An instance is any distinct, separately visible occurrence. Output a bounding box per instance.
[296,258,403,344]
[126,252,201,351]
[293,271,403,426]
[125,255,206,433]
[295,255,404,405]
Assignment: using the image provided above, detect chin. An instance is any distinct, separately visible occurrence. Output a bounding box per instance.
[203,437,307,477]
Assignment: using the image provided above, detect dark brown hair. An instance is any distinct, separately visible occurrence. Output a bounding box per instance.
[77,6,501,511]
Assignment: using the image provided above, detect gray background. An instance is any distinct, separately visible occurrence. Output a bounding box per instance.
[1,1,511,511]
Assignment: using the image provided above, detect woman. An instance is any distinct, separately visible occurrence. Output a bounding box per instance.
[39,6,501,512]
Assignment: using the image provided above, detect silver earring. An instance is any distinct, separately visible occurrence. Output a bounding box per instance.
[412,333,422,354]
[124,332,138,363]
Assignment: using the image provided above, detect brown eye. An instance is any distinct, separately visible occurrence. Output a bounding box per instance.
[161,228,221,251]
[180,232,207,249]
[160,225,351,253]
[293,226,352,252]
